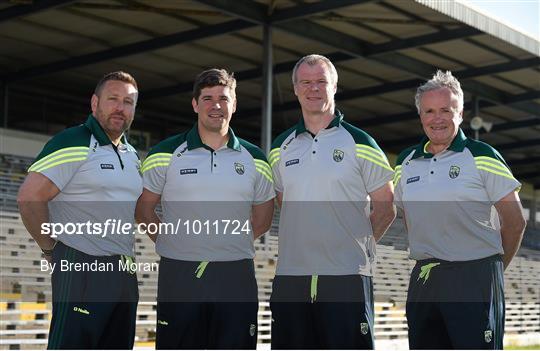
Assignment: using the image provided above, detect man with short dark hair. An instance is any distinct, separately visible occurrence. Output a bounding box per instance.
[18,71,142,349]
[136,68,275,349]
[269,54,396,349]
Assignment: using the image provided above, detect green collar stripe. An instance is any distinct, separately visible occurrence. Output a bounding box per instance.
[295,111,344,136]
[84,115,118,146]
[186,124,241,151]
[412,129,467,160]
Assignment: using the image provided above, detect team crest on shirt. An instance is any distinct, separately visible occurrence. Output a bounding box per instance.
[234,162,245,175]
[449,165,460,179]
[484,329,492,343]
[360,322,369,335]
[333,149,344,162]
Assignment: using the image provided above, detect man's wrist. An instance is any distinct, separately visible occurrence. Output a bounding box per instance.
[41,241,57,256]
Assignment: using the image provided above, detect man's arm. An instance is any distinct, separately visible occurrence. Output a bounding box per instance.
[276,192,283,208]
[135,189,162,243]
[494,191,526,270]
[369,182,396,242]
[251,199,275,239]
[17,172,60,256]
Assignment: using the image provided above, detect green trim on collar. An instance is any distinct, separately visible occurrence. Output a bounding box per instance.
[84,114,128,146]
[295,110,344,136]
[412,128,467,159]
[186,124,241,151]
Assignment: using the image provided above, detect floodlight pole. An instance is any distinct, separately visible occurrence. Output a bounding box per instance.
[261,23,274,249]
[261,23,273,155]
[1,83,7,128]
[472,96,480,140]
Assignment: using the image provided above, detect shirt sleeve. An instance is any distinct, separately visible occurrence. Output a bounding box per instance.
[141,152,172,195]
[356,142,394,194]
[268,146,283,194]
[474,155,521,203]
[253,158,276,204]
[28,138,89,191]
[393,164,404,210]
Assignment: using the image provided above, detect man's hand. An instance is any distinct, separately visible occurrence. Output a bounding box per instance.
[369,182,396,242]
[135,189,162,243]
[17,172,59,257]
[495,191,526,270]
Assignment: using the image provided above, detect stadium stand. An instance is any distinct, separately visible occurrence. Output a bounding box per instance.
[1,153,539,349]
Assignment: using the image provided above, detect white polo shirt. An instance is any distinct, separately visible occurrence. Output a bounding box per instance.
[142,124,275,261]
[28,115,143,256]
[269,111,394,276]
[394,129,521,261]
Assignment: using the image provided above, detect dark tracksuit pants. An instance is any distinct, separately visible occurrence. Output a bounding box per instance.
[155,257,258,349]
[270,274,374,349]
[406,254,505,349]
[48,242,139,349]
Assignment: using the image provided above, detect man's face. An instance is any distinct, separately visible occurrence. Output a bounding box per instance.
[293,61,337,115]
[419,87,463,147]
[192,85,236,133]
[91,80,138,139]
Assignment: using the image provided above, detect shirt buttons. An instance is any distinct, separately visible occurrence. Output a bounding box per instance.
[213,152,217,156]
[214,164,217,167]
[430,171,434,174]
[312,151,316,154]
[314,139,318,142]
[433,158,437,162]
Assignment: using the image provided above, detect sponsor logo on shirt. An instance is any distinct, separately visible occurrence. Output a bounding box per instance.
[406,176,420,184]
[235,162,245,175]
[100,163,114,170]
[285,159,300,167]
[333,149,344,162]
[449,165,460,179]
[180,168,198,175]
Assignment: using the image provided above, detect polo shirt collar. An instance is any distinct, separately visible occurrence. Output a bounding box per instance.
[84,114,127,146]
[186,123,241,151]
[412,128,467,159]
[295,110,344,136]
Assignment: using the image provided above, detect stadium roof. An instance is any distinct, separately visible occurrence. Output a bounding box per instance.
[1,0,539,187]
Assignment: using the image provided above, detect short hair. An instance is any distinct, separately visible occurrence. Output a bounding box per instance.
[192,68,236,100]
[94,71,138,96]
[292,54,338,86]
[415,70,464,114]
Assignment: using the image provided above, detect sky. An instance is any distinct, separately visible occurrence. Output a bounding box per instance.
[464,0,540,40]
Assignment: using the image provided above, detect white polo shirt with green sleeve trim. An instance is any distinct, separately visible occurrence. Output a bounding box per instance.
[28,115,143,256]
[269,111,394,276]
[394,129,521,261]
[142,124,275,261]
